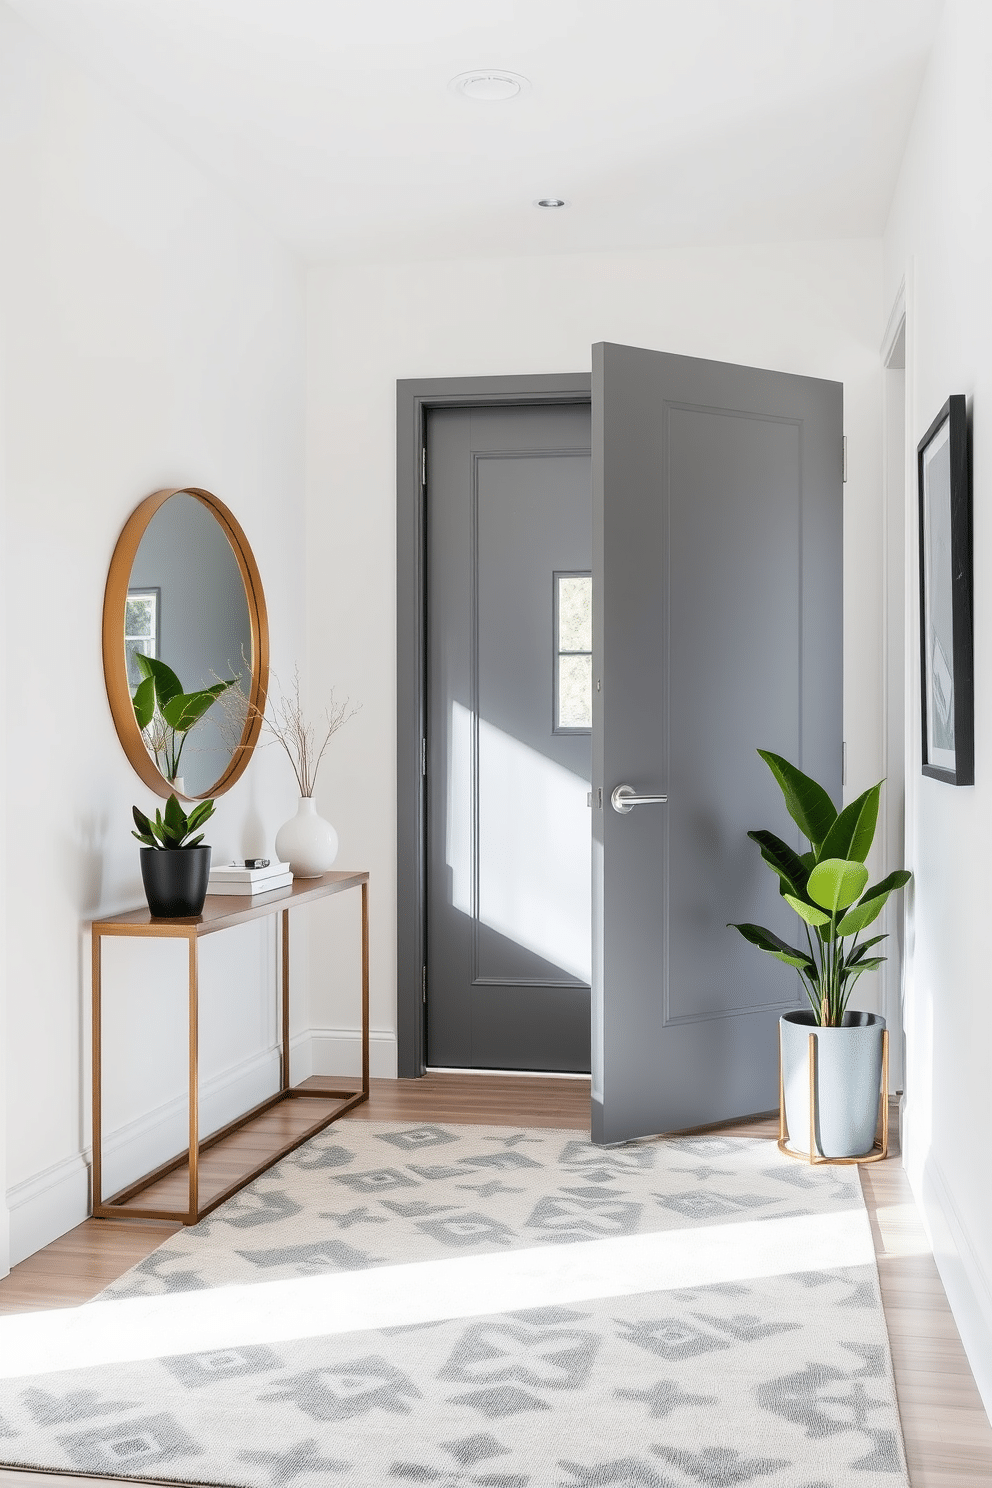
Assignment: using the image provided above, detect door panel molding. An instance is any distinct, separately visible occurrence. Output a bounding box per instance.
[396,373,591,1078]
[470,448,592,994]
[660,399,806,1030]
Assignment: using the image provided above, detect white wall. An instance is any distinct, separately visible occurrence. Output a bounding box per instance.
[305,238,886,1076]
[884,0,992,1415]
[0,4,307,1267]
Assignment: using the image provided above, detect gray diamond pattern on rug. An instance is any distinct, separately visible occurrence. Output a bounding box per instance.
[0,1122,908,1486]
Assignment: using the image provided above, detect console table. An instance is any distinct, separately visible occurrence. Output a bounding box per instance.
[90,871,369,1225]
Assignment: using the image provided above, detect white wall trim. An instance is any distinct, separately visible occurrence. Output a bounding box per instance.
[880,277,907,369]
[6,1042,304,1265]
[879,276,909,1091]
[4,1029,397,1265]
[99,1045,284,1194]
[310,1026,398,1080]
[917,1154,992,1419]
[6,1154,90,1269]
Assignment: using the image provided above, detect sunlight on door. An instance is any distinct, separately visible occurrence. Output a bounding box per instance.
[446,701,591,983]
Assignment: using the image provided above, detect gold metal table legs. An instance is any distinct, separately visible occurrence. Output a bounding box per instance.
[91,875,370,1224]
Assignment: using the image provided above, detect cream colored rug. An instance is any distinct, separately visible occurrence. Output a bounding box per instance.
[0,1122,908,1486]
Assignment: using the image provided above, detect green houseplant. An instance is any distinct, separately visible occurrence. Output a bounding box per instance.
[132,654,237,793]
[133,794,216,917]
[731,750,911,1158]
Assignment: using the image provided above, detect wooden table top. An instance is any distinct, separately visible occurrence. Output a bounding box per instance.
[91,869,368,936]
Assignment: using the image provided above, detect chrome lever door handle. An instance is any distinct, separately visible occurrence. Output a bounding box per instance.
[611,783,668,814]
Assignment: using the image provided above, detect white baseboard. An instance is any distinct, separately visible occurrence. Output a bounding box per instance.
[310,1025,397,1080]
[99,1045,287,1199]
[7,1044,298,1265]
[918,1153,992,1420]
[6,1153,90,1269]
[5,1027,398,1267]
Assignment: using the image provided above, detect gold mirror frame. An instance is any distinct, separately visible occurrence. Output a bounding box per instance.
[103,487,269,799]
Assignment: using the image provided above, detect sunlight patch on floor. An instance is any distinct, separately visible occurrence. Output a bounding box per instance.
[0,1207,874,1381]
[871,1202,933,1257]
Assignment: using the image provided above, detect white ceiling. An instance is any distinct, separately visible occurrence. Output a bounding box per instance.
[9,0,943,263]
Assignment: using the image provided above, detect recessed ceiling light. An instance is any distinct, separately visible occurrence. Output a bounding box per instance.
[449,70,529,102]
[536,197,568,209]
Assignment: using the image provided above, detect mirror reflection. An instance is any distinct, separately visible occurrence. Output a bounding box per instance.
[124,494,251,798]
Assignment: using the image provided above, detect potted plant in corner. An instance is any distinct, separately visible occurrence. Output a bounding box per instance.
[730,750,911,1161]
[133,794,216,917]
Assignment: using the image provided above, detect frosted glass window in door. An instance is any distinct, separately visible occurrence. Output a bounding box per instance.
[555,572,592,731]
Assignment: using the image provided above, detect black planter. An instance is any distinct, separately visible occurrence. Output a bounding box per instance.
[139,845,212,918]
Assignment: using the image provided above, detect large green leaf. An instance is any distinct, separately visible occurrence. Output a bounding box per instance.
[840,961,885,999]
[131,805,157,847]
[132,805,154,837]
[846,934,888,965]
[161,683,229,733]
[134,653,183,707]
[748,830,810,897]
[185,799,216,833]
[807,858,869,913]
[817,783,881,865]
[842,956,885,981]
[757,750,837,851]
[729,921,816,973]
[132,676,156,731]
[783,893,830,928]
[162,793,188,846]
[836,869,912,935]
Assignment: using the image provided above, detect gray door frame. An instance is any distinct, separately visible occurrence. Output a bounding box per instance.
[396,373,592,1077]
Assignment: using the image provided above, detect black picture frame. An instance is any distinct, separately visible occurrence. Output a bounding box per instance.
[918,394,973,785]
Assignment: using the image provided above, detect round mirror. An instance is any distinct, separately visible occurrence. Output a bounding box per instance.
[103,487,268,799]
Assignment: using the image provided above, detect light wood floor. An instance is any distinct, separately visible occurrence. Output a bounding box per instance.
[0,1073,989,1487]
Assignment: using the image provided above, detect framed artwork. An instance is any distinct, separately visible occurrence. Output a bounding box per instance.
[918,394,973,785]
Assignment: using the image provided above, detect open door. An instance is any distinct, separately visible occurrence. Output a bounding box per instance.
[591,343,843,1144]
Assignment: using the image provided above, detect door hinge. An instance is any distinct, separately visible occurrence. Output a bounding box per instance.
[422,965,427,1003]
[422,446,427,487]
[842,435,848,483]
[422,737,427,776]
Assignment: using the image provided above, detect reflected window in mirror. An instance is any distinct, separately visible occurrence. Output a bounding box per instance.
[125,587,160,688]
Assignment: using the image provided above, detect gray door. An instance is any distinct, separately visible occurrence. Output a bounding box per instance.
[591,343,842,1144]
[427,403,592,1070]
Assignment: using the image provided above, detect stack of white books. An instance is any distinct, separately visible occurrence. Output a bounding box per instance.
[206,861,293,897]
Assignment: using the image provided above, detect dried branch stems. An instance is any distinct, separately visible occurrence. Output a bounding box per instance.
[215,663,358,797]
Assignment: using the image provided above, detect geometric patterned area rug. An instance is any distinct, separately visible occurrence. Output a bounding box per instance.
[0,1122,908,1486]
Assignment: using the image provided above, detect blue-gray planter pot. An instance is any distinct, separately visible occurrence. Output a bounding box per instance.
[781,1008,886,1159]
[139,845,212,918]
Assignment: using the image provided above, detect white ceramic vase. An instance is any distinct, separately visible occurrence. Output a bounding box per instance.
[275,796,339,878]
